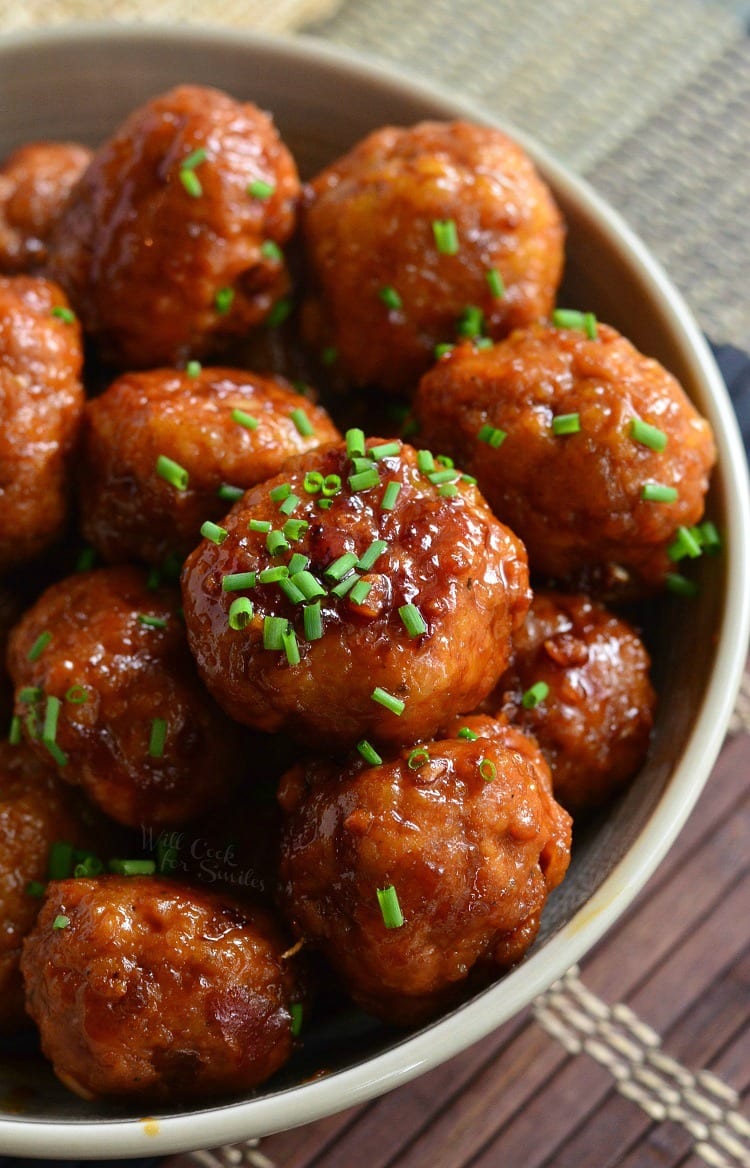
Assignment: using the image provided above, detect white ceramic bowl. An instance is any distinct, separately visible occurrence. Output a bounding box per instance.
[0,23,748,1160]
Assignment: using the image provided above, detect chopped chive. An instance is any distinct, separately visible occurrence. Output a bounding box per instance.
[148,717,167,758]
[76,546,96,572]
[42,695,61,747]
[283,518,309,541]
[8,715,21,745]
[249,519,272,533]
[290,1002,303,1037]
[522,681,550,709]
[357,540,388,571]
[51,305,76,324]
[551,308,586,331]
[486,268,505,298]
[288,553,310,575]
[369,442,400,461]
[222,571,257,592]
[371,687,405,716]
[461,474,478,485]
[407,746,429,770]
[279,494,300,516]
[263,615,288,651]
[52,915,70,930]
[303,471,324,494]
[417,449,435,473]
[432,218,459,255]
[641,483,678,503]
[259,566,289,586]
[376,884,404,929]
[73,856,104,878]
[474,336,493,350]
[200,520,228,545]
[282,629,301,666]
[266,529,290,556]
[290,408,314,437]
[108,859,156,876]
[667,525,702,562]
[231,407,259,431]
[630,418,668,452]
[28,630,52,662]
[156,454,189,491]
[583,312,598,339]
[267,298,293,328]
[428,469,459,485]
[457,726,478,741]
[322,474,342,497]
[381,481,401,511]
[330,573,358,598]
[228,597,254,630]
[379,285,403,310]
[457,305,484,338]
[218,483,244,502]
[321,345,338,367]
[214,287,234,315]
[439,483,459,497]
[349,468,381,492]
[434,342,454,359]
[350,457,374,474]
[665,572,699,597]
[270,483,292,502]
[324,552,359,581]
[696,520,721,553]
[19,686,43,703]
[477,424,507,448]
[318,498,333,511]
[436,455,454,469]
[48,841,74,880]
[291,571,326,601]
[248,179,275,200]
[399,603,427,637]
[346,428,366,458]
[181,146,207,171]
[278,578,306,604]
[138,613,169,631]
[479,757,496,782]
[25,880,46,898]
[186,360,202,379]
[303,601,323,641]
[261,240,283,262]
[179,168,202,198]
[350,579,373,605]
[65,685,89,705]
[357,739,383,766]
[552,413,581,436]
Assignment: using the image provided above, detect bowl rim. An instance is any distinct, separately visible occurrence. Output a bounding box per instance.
[0,20,748,1159]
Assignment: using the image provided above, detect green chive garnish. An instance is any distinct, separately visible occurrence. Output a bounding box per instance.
[641,483,678,503]
[231,407,259,431]
[428,469,458,485]
[349,468,380,492]
[290,1002,303,1037]
[137,614,168,629]
[248,179,275,200]
[303,471,324,494]
[48,841,74,880]
[200,520,228,545]
[346,428,366,458]
[148,717,167,758]
[249,519,272,533]
[290,408,314,437]
[377,885,404,929]
[379,286,402,310]
[270,484,292,503]
[357,540,388,571]
[486,268,505,298]
[218,483,244,502]
[370,442,400,461]
[214,287,234,315]
[477,424,506,448]
[279,494,300,517]
[156,454,189,491]
[291,571,326,600]
[665,572,699,597]
[321,346,338,367]
[42,696,66,766]
[186,360,202,379]
[371,687,405,715]
[667,526,702,562]
[28,631,52,662]
[522,681,549,709]
[434,343,454,359]
[108,859,156,876]
[350,579,373,606]
[65,685,89,704]
[630,418,668,452]
[288,553,310,575]
[696,520,721,553]
[222,571,257,592]
[179,169,202,198]
[278,578,306,604]
[357,739,383,766]
[399,603,427,638]
[267,298,292,328]
[52,914,70,930]
[228,597,254,630]
[417,450,435,473]
[325,552,359,581]
[51,305,76,324]
[261,240,283,262]
[457,305,484,338]
[19,686,43,703]
[73,855,103,878]
[432,219,459,255]
[76,546,96,572]
[457,726,478,741]
[282,629,301,666]
[552,308,587,331]
[263,616,288,651]
[584,312,598,339]
[552,413,581,436]
[266,529,290,556]
[259,566,289,584]
[283,518,309,541]
[25,880,46,898]
[439,483,458,497]
[381,481,401,511]
[303,601,323,641]
[407,746,429,770]
[330,573,358,598]
[322,474,342,497]
[479,758,496,782]
[182,146,207,170]
[8,715,21,745]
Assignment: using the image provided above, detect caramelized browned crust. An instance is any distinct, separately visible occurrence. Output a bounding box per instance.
[0,142,92,273]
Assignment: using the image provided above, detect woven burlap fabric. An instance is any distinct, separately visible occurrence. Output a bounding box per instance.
[2,0,749,350]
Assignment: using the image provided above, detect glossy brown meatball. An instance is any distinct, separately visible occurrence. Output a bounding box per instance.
[0,142,93,273]
[415,323,717,592]
[22,877,298,1100]
[0,742,91,1032]
[278,715,571,1024]
[47,85,300,368]
[496,591,656,813]
[7,566,244,828]
[302,121,564,393]
[78,367,340,566]
[0,276,84,571]
[182,438,530,750]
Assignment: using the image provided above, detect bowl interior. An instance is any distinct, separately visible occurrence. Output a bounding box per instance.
[0,26,745,1153]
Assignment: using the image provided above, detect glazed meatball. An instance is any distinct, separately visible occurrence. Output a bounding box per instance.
[22,877,299,1100]
[181,438,530,750]
[0,741,93,1032]
[7,566,245,827]
[0,276,84,571]
[47,85,300,368]
[0,142,93,273]
[278,715,571,1024]
[496,591,656,813]
[78,367,340,565]
[302,121,564,393]
[415,323,717,592]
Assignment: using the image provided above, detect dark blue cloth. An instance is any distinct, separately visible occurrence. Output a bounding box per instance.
[0,340,747,1168]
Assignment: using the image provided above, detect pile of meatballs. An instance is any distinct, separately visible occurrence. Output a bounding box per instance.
[0,85,716,1105]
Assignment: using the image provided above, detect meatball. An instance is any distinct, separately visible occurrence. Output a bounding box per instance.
[22,877,299,1100]
[0,741,93,1032]
[181,437,530,750]
[414,323,717,592]
[0,142,92,273]
[0,276,84,571]
[277,715,571,1024]
[7,566,245,828]
[47,85,300,368]
[496,591,656,813]
[302,121,564,393]
[78,367,340,566]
